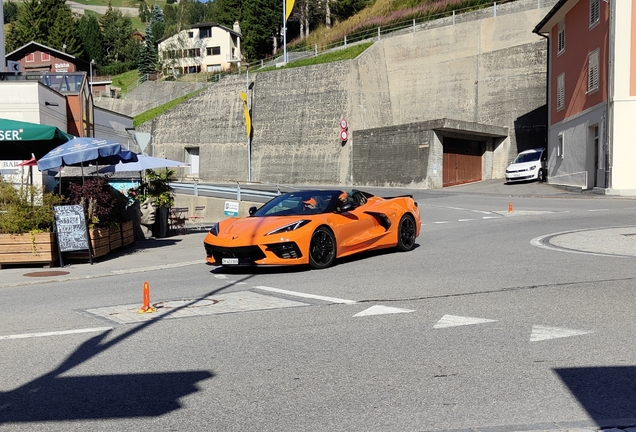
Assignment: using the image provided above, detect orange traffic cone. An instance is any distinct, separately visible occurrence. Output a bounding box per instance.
[137,281,157,313]
[508,202,513,212]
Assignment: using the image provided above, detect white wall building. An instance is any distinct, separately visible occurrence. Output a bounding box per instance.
[158,22,242,74]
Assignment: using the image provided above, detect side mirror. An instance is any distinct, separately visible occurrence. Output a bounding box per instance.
[248,206,257,216]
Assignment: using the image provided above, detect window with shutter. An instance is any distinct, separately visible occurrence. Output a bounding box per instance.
[588,49,599,93]
[590,0,600,27]
[557,20,565,54]
[557,73,565,111]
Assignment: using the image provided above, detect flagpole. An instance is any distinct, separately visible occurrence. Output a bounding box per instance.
[283,0,287,63]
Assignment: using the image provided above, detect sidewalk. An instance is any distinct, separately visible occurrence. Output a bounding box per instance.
[0,230,208,289]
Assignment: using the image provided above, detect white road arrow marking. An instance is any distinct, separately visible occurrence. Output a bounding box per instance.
[433,314,497,329]
[353,305,415,317]
[530,325,593,342]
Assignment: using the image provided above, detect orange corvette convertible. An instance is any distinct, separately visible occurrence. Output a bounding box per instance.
[203,189,421,269]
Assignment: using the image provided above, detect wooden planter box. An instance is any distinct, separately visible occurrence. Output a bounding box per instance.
[88,227,110,258]
[0,233,58,268]
[109,225,122,250]
[121,221,134,246]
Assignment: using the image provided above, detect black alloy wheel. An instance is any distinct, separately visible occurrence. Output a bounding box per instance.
[309,227,336,269]
[396,214,416,252]
[538,168,544,182]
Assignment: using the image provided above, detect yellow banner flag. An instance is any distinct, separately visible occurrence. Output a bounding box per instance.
[239,91,251,137]
[285,0,295,21]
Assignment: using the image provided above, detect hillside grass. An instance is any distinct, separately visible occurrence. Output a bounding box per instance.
[133,89,206,127]
[70,0,167,9]
[111,69,141,93]
[257,42,374,72]
[299,0,498,51]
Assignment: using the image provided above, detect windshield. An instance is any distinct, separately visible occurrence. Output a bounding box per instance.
[512,151,541,164]
[253,190,341,217]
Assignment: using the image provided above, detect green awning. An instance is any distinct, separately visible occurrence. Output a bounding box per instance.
[0,118,74,160]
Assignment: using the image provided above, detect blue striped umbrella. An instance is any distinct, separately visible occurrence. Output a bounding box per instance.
[37,138,138,171]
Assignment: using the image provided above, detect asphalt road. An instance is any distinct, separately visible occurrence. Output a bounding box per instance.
[1,180,636,431]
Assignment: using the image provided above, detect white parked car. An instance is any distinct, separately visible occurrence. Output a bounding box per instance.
[505,148,546,183]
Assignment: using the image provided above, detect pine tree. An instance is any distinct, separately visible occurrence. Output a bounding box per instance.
[100,4,140,67]
[150,4,165,42]
[138,24,158,76]
[47,5,81,56]
[242,0,280,60]
[6,0,48,50]
[3,1,19,24]
[78,14,105,66]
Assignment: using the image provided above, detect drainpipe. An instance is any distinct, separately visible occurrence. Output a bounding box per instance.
[533,29,550,179]
[605,0,615,190]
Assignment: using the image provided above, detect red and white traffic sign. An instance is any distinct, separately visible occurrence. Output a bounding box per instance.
[340,119,348,130]
[340,130,349,141]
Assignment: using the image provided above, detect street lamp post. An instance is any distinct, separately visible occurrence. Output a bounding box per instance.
[89,59,95,95]
[247,72,255,182]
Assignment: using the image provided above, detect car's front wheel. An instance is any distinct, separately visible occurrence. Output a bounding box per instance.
[309,227,336,269]
[396,214,416,252]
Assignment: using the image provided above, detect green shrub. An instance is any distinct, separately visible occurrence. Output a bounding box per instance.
[127,169,176,208]
[0,182,65,234]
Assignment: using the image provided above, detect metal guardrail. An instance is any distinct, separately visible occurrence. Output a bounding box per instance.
[170,181,286,201]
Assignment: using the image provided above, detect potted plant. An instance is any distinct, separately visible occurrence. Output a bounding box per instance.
[127,169,176,238]
[0,181,64,267]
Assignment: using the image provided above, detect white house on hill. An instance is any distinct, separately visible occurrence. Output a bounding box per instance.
[158,22,242,75]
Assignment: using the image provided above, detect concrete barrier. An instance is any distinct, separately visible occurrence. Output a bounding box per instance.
[173,193,260,225]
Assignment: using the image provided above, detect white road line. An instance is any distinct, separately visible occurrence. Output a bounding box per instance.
[254,286,357,304]
[458,219,475,222]
[433,221,451,224]
[0,327,113,341]
[588,209,609,212]
[482,216,500,219]
[531,232,628,257]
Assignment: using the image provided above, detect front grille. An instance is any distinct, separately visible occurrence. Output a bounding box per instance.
[205,244,266,264]
[266,242,302,259]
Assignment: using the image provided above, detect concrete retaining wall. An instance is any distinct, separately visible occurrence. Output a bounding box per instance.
[138,0,556,188]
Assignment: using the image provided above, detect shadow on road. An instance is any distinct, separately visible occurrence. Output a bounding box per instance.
[0,274,256,424]
[555,366,636,426]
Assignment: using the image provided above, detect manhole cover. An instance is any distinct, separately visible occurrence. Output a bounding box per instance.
[23,271,70,277]
[153,299,221,309]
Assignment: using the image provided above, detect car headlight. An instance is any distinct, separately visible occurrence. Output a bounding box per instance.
[265,220,310,236]
[529,164,537,170]
[208,223,219,236]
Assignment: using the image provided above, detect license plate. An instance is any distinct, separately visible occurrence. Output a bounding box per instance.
[222,258,239,265]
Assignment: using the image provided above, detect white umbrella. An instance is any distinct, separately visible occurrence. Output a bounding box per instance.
[101,155,190,173]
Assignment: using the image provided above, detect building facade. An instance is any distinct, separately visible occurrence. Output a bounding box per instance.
[158,22,242,74]
[6,41,89,75]
[534,0,636,195]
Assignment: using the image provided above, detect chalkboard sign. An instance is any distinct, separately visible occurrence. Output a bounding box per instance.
[54,205,91,260]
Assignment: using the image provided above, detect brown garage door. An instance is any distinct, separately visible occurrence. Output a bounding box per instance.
[443,139,483,187]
